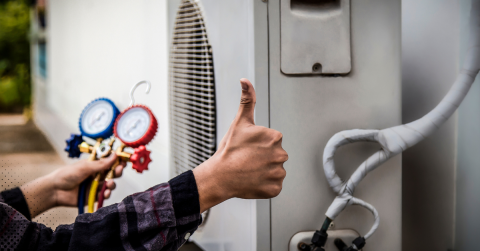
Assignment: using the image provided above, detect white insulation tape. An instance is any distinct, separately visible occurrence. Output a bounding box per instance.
[322,1,480,240]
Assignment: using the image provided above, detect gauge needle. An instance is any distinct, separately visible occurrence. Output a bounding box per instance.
[90,111,106,126]
[126,120,140,136]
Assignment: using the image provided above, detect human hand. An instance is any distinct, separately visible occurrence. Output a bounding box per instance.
[51,153,126,208]
[193,78,288,213]
[21,153,125,218]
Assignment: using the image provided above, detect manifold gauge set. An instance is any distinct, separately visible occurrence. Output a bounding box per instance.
[64,81,157,214]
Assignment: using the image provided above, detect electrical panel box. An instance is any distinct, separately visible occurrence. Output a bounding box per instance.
[167,0,401,250]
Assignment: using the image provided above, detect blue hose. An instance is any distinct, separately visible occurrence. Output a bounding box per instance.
[78,180,88,214]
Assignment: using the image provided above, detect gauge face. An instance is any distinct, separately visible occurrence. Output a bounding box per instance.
[116,107,151,143]
[80,100,115,135]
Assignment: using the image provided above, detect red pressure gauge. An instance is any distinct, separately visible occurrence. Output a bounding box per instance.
[114,104,158,148]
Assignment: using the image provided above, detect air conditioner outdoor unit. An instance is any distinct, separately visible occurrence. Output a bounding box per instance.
[167,0,401,250]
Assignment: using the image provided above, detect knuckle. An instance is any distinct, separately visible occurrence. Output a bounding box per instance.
[240,97,253,104]
[267,185,282,198]
[274,150,289,163]
[281,151,289,162]
[271,130,283,142]
[272,167,286,179]
[98,158,109,167]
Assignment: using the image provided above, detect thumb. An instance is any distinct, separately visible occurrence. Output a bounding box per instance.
[235,78,256,125]
[85,153,117,174]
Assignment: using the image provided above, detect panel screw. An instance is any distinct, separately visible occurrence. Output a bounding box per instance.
[329,222,335,229]
[312,63,322,72]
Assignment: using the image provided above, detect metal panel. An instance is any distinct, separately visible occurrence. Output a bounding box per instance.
[281,0,351,75]
[269,0,402,250]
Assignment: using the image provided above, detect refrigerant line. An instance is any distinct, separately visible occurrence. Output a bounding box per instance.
[321,0,480,244]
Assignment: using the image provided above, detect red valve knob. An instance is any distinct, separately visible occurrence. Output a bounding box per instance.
[130,145,151,173]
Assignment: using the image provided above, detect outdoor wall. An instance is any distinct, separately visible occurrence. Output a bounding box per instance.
[402,1,460,250]
[33,0,170,205]
[455,0,480,249]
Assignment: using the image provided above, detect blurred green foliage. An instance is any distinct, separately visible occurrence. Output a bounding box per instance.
[0,0,31,112]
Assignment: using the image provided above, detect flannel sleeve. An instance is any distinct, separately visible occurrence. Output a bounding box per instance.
[0,187,32,221]
[0,170,202,251]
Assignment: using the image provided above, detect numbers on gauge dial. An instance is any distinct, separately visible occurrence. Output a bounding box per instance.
[116,107,151,142]
[81,100,115,135]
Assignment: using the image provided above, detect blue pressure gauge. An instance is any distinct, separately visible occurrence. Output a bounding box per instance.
[79,98,120,139]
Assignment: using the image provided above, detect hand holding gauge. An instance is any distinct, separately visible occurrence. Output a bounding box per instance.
[64,81,157,214]
[96,81,158,211]
[65,97,120,214]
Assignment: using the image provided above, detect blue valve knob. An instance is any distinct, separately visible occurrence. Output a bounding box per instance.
[65,134,83,158]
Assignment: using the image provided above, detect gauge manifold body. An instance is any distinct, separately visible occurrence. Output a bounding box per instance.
[79,97,120,139]
[114,104,158,148]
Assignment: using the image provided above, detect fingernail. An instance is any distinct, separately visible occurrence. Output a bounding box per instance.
[241,80,248,91]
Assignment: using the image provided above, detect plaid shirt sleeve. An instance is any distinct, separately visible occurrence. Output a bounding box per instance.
[0,170,202,251]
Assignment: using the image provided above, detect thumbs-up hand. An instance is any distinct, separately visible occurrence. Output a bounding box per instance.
[193,78,288,213]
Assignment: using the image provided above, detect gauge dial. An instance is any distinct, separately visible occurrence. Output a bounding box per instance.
[79,98,120,139]
[114,105,157,147]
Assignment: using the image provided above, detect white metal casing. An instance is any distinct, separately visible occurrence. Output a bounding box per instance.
[167,1,401,250]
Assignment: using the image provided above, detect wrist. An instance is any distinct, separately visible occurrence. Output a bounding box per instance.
[20,172,57,218]
[193,155,233,213]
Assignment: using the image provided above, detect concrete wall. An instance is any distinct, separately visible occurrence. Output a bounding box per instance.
[33,0,171,205]
[402,1,460,250]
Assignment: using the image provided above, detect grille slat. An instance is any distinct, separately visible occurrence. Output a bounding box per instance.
[170,0,217,175]
[173,32,208,39]
[173,108,215,126]
[174,98,216,111]
[173,129,215,148]
[173,102,215,115]
[174,121,215,138]
[170,53,212,59]
[173,124,216,143]
[174,27,205,34]
[174,21,205,29]
[172,68,214,76]
[173,116,215,132]
[171,58,213,66]
[171,64,213,70]
[173,88,214,98]
[172,73,214,82]
[173,92,214,103]
[174,83,214,93]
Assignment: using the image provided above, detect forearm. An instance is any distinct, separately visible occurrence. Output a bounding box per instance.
[3,171,202,251]
[20,172,57,218]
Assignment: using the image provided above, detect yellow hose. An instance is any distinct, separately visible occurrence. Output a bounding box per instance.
[88,174,101,213]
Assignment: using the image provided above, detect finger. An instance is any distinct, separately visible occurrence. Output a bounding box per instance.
[106,180,116,190]
[104,189,111,199]
[85,153,118,174]
[234,78,256,125]
[114,163,125,178]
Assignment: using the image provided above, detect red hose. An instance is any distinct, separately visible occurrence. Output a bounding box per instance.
[97,182,108,209]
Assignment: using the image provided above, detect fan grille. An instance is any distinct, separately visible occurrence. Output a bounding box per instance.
[170,0,216,175]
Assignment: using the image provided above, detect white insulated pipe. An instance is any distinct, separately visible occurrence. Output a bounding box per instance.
[322,1,480,240]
